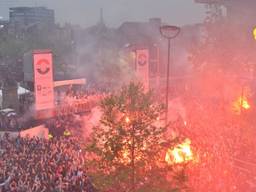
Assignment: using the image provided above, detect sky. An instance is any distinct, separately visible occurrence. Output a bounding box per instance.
[0,0,206,27]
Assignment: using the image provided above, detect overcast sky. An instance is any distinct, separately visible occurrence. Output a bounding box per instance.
[0,0,206,27]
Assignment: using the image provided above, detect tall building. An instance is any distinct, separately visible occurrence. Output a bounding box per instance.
[9,7,55,34]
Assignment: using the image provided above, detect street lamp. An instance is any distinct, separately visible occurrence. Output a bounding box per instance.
[160,25,180,125]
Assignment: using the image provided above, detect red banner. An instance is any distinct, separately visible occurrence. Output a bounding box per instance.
[33,51,54,111]
[136,49,149,91]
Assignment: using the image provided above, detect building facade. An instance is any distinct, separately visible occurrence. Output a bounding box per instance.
[9,7,55,34]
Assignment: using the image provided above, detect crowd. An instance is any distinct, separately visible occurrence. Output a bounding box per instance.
[0,85,105,132]
[46,114,83,137]
[56,84,108,105]
[55,87,105,117]
[0,134,95,192]
[0,86,101,191]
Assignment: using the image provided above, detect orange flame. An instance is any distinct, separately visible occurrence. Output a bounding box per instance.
[240,97,250,110]
[233,96,250,114]
[165,138,193,165]
[125,116,130,123]
[120,148,131,165]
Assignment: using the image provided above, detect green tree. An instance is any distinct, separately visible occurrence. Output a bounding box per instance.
[87,82,185,192]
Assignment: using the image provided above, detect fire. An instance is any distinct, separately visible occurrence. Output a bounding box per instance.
[165,138,193,165]
[233,96,250,114]
[253,27,256,40]
[239,97,250,110]
[120,148,131,165]
[125,116,130,123]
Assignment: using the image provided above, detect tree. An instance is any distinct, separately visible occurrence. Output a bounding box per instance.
[86,82,185,192]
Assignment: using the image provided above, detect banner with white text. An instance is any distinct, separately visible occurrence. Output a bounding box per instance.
[33,51,54,111]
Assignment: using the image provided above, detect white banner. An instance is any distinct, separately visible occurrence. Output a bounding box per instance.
[136,49,149,91]
[33,51,54,111]
[54,78,86,87]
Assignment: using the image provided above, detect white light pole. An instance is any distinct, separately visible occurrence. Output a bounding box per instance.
[160,25,180,126]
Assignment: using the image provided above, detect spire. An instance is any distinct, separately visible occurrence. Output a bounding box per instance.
[99,8,105,25]
[93,8,107,34]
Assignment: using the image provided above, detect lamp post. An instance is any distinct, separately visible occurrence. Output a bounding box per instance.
[160,25,180,126]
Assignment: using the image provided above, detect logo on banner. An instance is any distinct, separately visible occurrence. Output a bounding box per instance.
[138,53,147,66]
[36,59,50,75]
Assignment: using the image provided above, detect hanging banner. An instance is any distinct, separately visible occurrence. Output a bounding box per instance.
[33,50,54,111]
[136,49,149,91]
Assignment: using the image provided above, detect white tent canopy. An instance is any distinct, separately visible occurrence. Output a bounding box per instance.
[0,85,30,96]
[0,85,30,108]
